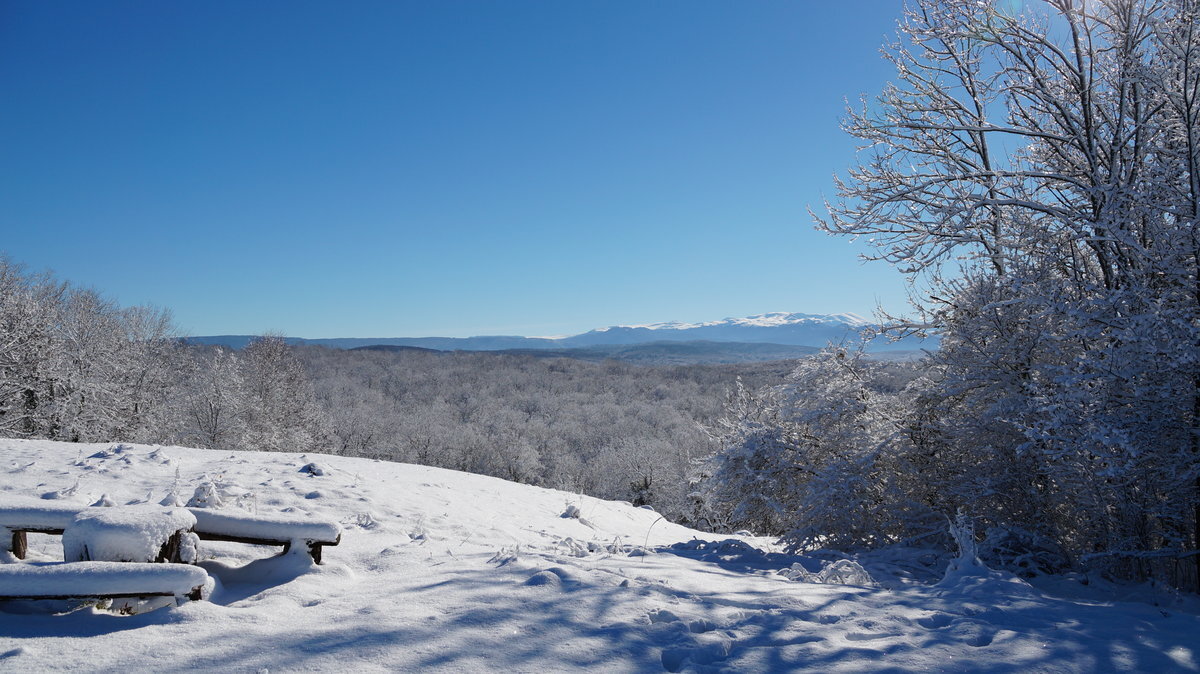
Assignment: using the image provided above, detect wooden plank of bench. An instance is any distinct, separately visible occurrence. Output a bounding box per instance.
[0,562,209,604]
[8,528,66,560]
[0,587,204,602]
[192,531,341,564]
[187,508,341,564]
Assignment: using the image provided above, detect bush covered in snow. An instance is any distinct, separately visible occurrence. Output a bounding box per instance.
[708,0,1200,591]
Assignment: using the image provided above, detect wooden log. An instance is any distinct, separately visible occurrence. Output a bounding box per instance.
[156,530,184,563]
[0,585,206,603]
[192,531,292,547]
[0,591,177,601]
[11,530,26,560]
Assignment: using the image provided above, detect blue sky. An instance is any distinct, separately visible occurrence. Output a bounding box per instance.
[1,1,907,338]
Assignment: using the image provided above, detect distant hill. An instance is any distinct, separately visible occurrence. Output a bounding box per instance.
[182,335,558,351]
[354,340,823,365]
[188,310,935,363]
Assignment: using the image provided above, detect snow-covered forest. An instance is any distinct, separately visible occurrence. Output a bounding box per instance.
[0,254,829,523]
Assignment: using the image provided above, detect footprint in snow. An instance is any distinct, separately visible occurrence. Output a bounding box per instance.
[917,612,954,629]
[648,609,682,624]
[844,631,901,642]
[947,622,996,647]
[660,638,733,672]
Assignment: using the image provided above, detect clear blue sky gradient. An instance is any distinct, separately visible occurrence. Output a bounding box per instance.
[1,0,909,338]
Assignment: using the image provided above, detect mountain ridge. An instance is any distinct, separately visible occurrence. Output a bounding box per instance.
[187,311,932,355]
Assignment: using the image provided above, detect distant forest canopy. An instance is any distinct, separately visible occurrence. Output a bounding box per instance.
[187,336,830,366]
[0,253,846,523]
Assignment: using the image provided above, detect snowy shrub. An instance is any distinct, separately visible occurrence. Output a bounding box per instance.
[352,511,379,529]
[781,559,876,587]
[769,0,1200,590]
[556,537,590,558]
[488,546,519,566]
[186,481,224,509]
[980,527,1070,579]
[706,350,935,551]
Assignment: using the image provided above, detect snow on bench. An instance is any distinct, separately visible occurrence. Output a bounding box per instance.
[186,508,342,564]
[0,499,89,559]
[0,561,209,602]
[0,497,342,565]
[63,506,198,564]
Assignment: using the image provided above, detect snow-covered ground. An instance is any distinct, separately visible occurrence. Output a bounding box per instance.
[1,439,1198,672]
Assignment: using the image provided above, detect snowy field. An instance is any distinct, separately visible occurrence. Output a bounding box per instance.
[1,439,1198,673]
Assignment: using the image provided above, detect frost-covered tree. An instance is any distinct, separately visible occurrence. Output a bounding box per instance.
[813,0,1200,586]
[708,350,930,550]
[0,257,64,437]
[0,256,182,443]
[177,347,248,449]
[240,335,326,453]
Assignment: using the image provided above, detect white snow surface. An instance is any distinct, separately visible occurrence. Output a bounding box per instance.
[0,561,208,598]
[62,506,196,563]
[1,438,1198,673]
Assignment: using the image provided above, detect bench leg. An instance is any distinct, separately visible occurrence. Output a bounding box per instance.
[157,530,183,563]
[11,531,27,560]
[308,542,323,565]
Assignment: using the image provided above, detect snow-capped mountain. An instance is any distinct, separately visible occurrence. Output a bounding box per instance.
[619,312,873,331]
[558,312,883,348]
[191,311,929,356]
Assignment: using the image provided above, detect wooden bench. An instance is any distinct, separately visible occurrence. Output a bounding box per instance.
[186,508,342,564]
[0,500,341,565]
[0,501,83,560]
[0,561,209,606]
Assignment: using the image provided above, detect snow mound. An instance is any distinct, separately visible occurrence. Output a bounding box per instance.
[299,462,329,476]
